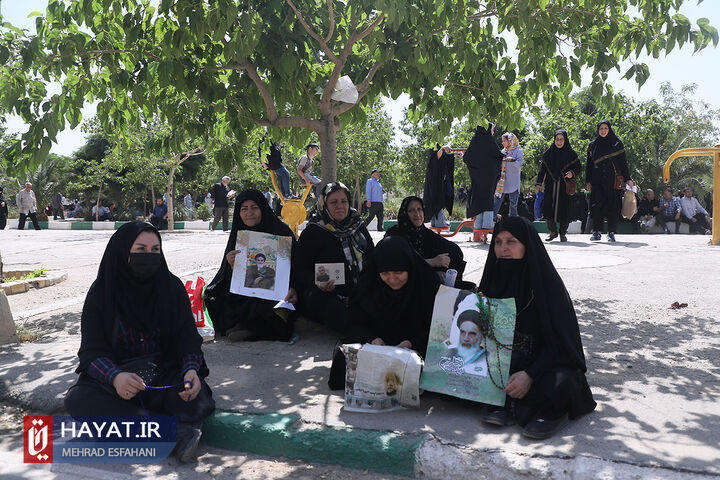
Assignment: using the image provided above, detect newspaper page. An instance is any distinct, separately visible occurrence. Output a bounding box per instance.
[343,344,422,413]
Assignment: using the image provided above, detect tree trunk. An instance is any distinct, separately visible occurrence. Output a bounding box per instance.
[167,166,176,231]
[95,183,104,221]
[355,173,361,211]
[143,186,147,219]
[318,117,338,184]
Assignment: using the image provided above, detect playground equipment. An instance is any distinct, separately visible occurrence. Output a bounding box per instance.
[663,146,720,245]
[269,171,312,237]
[259,134,312,237]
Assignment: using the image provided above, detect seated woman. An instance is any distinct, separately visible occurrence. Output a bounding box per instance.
[477,216,596,439]
[349,236,441,356]
[204,189,296,342]
[294,182,374,334]
[64,222,215,463]
[385,196,470,288]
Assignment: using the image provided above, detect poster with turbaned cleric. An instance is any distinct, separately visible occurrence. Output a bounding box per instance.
[229,231,292,301]
[419,286,517,406]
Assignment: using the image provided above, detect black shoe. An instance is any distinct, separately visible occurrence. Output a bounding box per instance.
[175,425,202,463]
[521,413,569,439]
[480,406,515,427]
[545,232,558,242]
[559,234,568,242]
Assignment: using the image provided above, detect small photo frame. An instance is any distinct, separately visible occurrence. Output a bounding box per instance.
[315,263,345,285]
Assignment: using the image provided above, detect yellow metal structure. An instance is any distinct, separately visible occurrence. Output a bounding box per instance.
[663,146,720,245]
[269,171,312,237]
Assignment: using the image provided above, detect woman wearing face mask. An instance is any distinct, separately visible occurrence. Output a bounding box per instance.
[385,196,469,287]
[64,222,215,463]
[585,120,633,242]
[294,182,374,334]
[204,189,297,342]
[477,216,596,439]
[348,236,441,356]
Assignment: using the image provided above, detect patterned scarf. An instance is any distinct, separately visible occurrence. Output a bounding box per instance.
[495,133,518,198]
[396,196,426,254]
[310,183,368,285]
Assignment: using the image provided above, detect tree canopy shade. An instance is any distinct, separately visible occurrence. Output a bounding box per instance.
[0,0,717,184]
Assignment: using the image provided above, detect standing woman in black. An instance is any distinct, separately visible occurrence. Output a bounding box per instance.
[536,130,581,242]
[65,222,215,462]
[585,120,633,242]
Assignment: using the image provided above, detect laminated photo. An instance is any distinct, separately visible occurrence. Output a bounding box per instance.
[420,285,516,406]
[229,231,292,301]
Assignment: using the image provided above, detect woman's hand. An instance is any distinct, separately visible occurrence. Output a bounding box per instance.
[426,253,450,269]
[179,369,201,402]
[504,371,532,399]
[564,171,573,179]
[112,372,146,400]
[226,249,241,269]
[284,287,298,305]
[316,280,335,292]
[371,337,385,346]
[396,340,412,349]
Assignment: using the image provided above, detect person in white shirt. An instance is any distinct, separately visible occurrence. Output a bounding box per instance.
[16,182,41,230]
[679,187,711,234]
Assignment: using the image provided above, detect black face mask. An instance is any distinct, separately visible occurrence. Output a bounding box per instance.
[128,252,163,279]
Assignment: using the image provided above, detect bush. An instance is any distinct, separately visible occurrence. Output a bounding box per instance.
[196,203,212,221]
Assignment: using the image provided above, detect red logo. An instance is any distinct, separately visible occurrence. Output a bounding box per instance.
[24,416,53,463]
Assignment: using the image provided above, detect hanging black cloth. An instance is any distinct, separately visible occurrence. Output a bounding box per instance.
[204,189,296,338]
[77,221,208,377]
[348,236,441,356]
[423,145,456,219]
[384,196,466,280]
[478,216,596,421]
[536,130,582,223]
[463,124,504,217]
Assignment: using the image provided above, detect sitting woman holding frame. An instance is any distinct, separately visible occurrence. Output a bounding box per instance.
[64,222,215,463]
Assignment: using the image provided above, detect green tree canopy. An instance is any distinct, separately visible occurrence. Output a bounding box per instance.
[0,0,717,186]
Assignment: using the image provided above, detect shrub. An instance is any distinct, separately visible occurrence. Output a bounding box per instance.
[196,203,212,221]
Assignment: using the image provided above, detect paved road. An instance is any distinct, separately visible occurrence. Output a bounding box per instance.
[1,229,719,478]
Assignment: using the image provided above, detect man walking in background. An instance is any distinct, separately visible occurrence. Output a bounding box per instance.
[17,182,41,230]
[211,176,235,231]
[362,169,384,232]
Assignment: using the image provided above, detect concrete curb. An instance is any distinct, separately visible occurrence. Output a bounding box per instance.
[201,411,426,477]
[0,274,68,296]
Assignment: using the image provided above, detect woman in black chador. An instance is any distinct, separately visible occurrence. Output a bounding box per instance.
[348,235,441,357]
[585,120,633,242]
[423,144,455,227]
[536,130,581,242]
[477,216,596,439]
[385,196,470,288]
[204,189,296,342]
[463,123,504,229]
[65,222,215,462]
[294,182,374,334]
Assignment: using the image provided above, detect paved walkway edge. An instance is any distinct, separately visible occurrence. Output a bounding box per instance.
[202,411,719,480]
[201,411,426,476]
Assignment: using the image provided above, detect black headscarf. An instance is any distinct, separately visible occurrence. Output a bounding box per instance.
[479,216,588,373]
[77,221,204,374]
[394,196,426,253]
[206,188,294,299]
[586,120,630,188]
[350,236,441,355]
[463,123,504,217]
[540,130,580,181]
